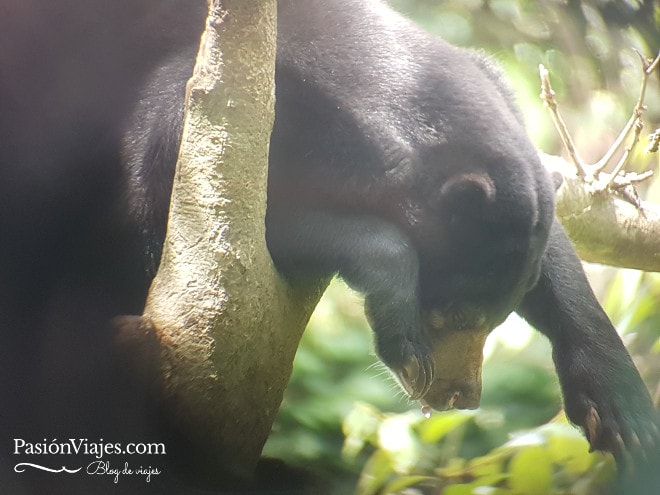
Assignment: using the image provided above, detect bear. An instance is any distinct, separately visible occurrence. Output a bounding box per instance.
[125,0,658,463]
[0,0,657,492]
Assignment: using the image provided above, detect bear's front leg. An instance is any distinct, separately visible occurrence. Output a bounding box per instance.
[518,219,659,464]
[266,208,434,398]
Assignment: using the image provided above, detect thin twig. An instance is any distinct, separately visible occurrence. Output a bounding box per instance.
[592,51,660,176]
[599,117,645,189]
[591,114,637,175]
[647,128,660,154]
[610,170,654,188]
[540,52,660,196]
[539,64,589,178]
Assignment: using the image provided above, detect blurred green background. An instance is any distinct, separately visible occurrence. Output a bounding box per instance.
[263,1,660,493]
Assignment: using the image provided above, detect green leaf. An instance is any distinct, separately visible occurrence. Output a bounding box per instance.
[442,484,476,495]
[474,473,509,487]
[382,475,437,494]
[342,402,382,458]
[443,484,512,495]
[436,457,467,479]
[468,454,504,478]
[508,446,552,495]
[378,413,422,474]
[542,423,592,475]
[355,450,394,495]
[418,409,476,443]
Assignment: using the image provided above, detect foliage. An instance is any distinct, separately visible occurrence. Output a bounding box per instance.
[264,282,562,490]
[601,269,660,403]
[343,403,616,495]
[263,280,406,487]
[263,271,660,493]
[338,267,660,495]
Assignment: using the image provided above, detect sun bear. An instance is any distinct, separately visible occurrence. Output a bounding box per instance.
[126,0,656,458]
[0,0,656,492]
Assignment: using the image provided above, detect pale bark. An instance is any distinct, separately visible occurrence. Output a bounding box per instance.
[538,59,660,272]
[556,176,660,272]
[138,0,323,486]
[542,154,660,272]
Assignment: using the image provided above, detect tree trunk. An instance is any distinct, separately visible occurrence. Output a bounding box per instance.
[134,0,323,487]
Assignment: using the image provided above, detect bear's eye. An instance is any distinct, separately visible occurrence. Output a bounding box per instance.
[428,310,445,330]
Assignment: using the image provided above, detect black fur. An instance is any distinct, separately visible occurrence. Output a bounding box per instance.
[124,0,658,468]
[269,3,657,464]
[1,0,657,492]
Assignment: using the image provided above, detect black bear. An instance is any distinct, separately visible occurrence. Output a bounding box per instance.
[0,0,657,492]
[126,0,658,460]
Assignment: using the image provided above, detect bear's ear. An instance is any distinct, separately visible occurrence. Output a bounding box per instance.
[439,172,496,208]
[537,152,566,192]
[551,170,564,191]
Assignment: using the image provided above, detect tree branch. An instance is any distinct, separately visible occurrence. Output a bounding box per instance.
[539,52,660,186]
[542,153,660,272]
[539,65,589,178]
[538,52,660,272]
[117,1,324,488]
